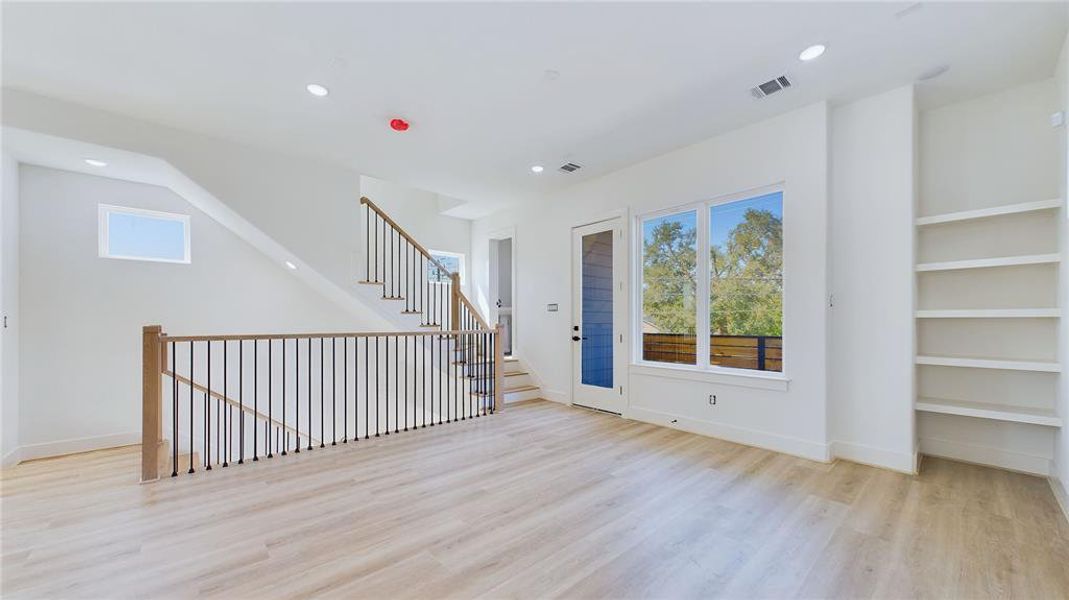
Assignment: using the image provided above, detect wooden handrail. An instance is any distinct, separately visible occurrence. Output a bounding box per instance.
[160,328,494,343]
[458,292,492,330]
[163,368,320,445]
[361,196,453,275]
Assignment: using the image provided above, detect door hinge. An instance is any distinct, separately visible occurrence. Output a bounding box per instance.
[619,386,624,395]
[619,333,623,343]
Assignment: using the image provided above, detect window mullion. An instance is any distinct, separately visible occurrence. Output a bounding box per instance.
[695,204,711,369]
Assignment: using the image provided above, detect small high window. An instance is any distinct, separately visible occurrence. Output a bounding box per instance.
[98,204,190,264]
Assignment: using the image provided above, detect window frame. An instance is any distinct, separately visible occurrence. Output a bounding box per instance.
[633,183,786,380]
[98,204,191,264]
[426,249,466,286]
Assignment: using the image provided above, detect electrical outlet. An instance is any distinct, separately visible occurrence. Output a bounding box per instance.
[709,394,717,406]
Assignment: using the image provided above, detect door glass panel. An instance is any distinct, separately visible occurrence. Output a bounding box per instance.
[581,230,614,388]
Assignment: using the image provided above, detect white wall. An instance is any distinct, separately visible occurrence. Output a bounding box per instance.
[17,166,358,458]
[472,102,832,461]
[828,85,917,473]
[1,152,20,465]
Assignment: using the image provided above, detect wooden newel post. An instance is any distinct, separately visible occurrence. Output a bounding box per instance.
[450,272,461,331]
[494,323,505,412]
[141,325,163,482]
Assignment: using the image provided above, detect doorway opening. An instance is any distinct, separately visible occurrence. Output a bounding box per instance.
[489,236,514,356]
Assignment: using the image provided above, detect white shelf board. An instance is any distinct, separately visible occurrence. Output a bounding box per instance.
[916,397,1062,427]
[916,355,1061,372]
[915,199,1062,226]
[915,308,1060,319]
[915,254,1061,272]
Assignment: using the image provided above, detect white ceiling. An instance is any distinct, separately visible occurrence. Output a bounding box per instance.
[3,2,1067,218]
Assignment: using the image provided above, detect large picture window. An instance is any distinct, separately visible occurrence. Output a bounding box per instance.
[639,189,783,374]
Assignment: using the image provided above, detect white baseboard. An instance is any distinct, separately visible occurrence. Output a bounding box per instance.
[1,446,21,468]
[919,436,1051,476]
[831,440,917,474]
[14,431,140,463]
[626,406,830,463]
[1051,477,1069,526]
[541,389,569,404]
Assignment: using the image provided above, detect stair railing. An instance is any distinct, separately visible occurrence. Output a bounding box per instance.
[141,323,502,482]
[359,196,493,333]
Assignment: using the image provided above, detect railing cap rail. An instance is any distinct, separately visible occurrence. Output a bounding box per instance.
[160,328,495,343]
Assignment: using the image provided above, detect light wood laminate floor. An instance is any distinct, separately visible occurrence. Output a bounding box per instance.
[3,400,1068,599]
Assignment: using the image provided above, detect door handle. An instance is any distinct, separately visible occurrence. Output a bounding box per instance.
[571,336,587,342]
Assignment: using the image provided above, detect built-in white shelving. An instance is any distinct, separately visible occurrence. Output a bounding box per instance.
[915,198,1062,226]
[915,308,1060,319]
[915,253,1060,272]
[916,355,1061,372]
[916,397,1063,427]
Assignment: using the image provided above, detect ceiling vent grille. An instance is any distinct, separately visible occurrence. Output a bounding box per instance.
[559,162,582,173]
[750,75,792,99]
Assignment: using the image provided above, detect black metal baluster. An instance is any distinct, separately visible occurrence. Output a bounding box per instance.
[401,333,406,432]
[365,336,370,440]
[207,340,212,469]
[365,204,370,281]
[223,340,229,466]
[375,336,381,437]
[189,341,195,474]
[342,337,347,443]
[267,339,273,459]
[439,334,444,425]
[253,340,258,462]
[295,338,300,453]
[239,340,244,464]
[282,338,288,456]
[308,337,313,451]
[332,337,337,446]
[374,212,379,283]
[172,341,178,477]
[320,337,325,448]
[490,331,496,415]
[394,336,399,434]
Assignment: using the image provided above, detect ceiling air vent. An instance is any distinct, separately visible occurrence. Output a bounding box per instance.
[750,75,792,99]
[558,162,582,173]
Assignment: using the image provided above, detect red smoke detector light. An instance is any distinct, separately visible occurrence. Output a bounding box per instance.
[389,118,410,132]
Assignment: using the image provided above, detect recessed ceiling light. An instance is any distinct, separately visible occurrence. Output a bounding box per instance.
[798,44,826,61]
[84,158,107,167]
[285,260,298,270]
[530,165,544,173]
[306,83,329,97]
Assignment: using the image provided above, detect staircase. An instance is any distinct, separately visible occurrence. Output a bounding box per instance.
[499,357,540,403]
[359,196,542,402]
[139,196,531,482]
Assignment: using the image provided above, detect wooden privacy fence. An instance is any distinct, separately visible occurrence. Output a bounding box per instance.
[642,333,782,372]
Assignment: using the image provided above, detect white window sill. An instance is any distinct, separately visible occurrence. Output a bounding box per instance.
[629,362,790,391]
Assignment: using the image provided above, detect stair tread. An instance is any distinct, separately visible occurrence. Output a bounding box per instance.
[505,384,539,393]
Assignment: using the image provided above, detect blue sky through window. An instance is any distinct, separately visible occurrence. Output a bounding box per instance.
[710,191,782,247]
[106,210,187,262]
